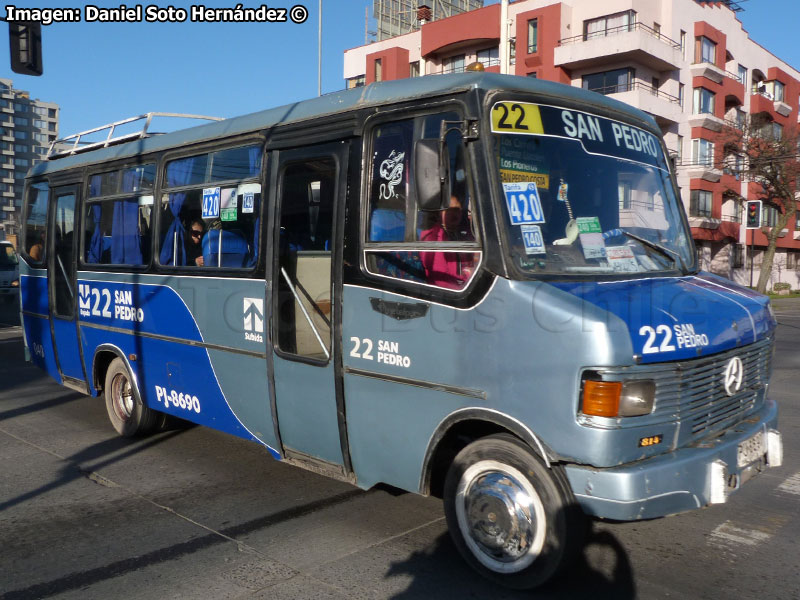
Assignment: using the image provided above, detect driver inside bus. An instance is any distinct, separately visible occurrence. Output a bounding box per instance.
[420,194,475,289]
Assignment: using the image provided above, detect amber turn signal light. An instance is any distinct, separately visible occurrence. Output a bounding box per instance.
[582,380,622,418]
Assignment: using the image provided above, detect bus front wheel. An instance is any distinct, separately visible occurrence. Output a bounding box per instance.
[443,433,584,589]
[104,358,157,437]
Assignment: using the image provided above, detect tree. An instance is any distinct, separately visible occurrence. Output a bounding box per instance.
[718,115,800,293]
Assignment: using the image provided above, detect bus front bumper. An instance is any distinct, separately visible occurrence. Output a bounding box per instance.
[563,398,782,521]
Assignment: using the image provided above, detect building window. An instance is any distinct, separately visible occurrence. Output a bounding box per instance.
[14,143,27,153]
[14,158,29,167]
[476,47,499,68]
[32,106,46,117]
[13,102,27,112]
[49,109,57,118]
[693,87,716,115]
[676,135,684,164]
[584,10,636,40]
[692,138,714,166]
[618,181,632,210]
[33,119,46,129]
[733,244,744,268]
[14,116,28,126]
[527,19,538,53]
[680,30,687,58]
[763,205,779,227]
[374,58,382,82]
[772,80,785,102]
[527,72,538,78]
[679,83,685,108]
[690,190,712,217]
[346,75,365,89]
[582,67,634,95]
[695,36,716,64]
[13,130,27,139]
[442,54,465,74]
[409,61,420,77]
[737,64,747,85]
[509,38,516,65]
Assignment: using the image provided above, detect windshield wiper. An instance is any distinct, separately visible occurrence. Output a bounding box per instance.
[619,231,687,273]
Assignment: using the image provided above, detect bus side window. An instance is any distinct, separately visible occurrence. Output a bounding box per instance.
[159,146,262,269]
[276,158,336,360]
[22,181,49,265]
[364,113,481,291]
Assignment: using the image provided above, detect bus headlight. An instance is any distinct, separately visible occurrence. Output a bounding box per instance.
[582,379,655,418]
[11,279,19,287]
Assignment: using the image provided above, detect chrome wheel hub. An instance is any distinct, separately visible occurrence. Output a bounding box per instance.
[111,373,134,421]
[455,460,546,573]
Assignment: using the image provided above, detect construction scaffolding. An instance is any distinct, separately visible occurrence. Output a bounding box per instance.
[373,0,483,41]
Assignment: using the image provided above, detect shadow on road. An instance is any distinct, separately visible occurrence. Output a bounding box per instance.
[384,524,636,599]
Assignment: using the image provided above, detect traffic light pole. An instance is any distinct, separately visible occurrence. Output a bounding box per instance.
[749,228,754,288]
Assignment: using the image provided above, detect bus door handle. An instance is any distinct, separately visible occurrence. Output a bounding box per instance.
[369,298,429,321]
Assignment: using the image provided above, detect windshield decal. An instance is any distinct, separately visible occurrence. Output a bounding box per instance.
[491,102,666,170]
[502,182,546,225]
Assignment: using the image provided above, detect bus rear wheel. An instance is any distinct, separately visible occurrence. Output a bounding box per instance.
[443,434,584,589]
[104,357,156,437]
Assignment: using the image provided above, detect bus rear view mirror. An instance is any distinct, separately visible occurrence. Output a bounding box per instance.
[414,138,450,211]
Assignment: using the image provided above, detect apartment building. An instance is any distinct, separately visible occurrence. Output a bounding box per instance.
[0,78,59,246]
[343,0,800,289]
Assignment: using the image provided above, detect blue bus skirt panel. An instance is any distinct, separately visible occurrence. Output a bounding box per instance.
[75,273,280,459]
[20,272,62,384]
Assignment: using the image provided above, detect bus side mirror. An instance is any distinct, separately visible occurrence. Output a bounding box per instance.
[414,138,450,211]
[9,22,43,76]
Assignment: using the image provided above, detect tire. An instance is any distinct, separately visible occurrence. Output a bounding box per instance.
[443,433,585,589]
[104,357,157,437]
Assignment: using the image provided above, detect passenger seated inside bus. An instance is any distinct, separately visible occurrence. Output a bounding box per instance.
[186,219,205,266]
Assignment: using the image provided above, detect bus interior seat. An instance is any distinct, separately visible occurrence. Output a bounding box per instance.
[202,229,249,267]
[369,208,426,282]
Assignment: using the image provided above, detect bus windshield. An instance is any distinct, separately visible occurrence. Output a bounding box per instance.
[0,244,18,268]
[490,101,693,276]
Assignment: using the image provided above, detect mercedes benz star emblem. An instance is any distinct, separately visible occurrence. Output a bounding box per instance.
[724,356,744,396]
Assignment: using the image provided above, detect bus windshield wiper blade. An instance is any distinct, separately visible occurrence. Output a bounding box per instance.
[620,231,686,273]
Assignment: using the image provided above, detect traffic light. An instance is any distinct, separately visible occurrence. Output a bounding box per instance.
[746,200,762,229]
[9,22,43,76]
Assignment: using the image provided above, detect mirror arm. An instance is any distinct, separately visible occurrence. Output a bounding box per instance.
[437,119,478,183]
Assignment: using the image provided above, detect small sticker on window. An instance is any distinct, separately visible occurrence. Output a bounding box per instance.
[242,192,255,214]
[579,232,605,259]
[220,189,237,221]
[521,224,546,255]
[202,187,220,219]
[576,216,602,233]
[607,245,639,272]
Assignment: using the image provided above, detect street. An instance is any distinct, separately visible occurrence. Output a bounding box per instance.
[1,295,799,599]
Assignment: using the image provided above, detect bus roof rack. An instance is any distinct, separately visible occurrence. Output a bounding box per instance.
[47,112,224,160]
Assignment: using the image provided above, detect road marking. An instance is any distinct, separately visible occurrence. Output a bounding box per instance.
[708,521,771,550]
[777,472,800,496]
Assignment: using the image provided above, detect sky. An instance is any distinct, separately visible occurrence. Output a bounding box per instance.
[2,0,799,141]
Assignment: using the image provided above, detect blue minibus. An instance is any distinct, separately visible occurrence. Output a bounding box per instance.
[19,73,782,588]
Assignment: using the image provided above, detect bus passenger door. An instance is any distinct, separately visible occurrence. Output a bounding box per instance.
[270,143,348,468]
[48,186,87,386]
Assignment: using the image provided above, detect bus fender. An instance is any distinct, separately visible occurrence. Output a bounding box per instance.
[91,344,144,407]
[418,407,555,496]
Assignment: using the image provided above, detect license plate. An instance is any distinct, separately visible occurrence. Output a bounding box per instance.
[737,432,766,468]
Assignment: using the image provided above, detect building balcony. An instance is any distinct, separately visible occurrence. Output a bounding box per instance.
[1,162,14,171]
[689,216,721,229]
[1,176,13,184]
[688,112,726,132]
[750,92,774,115]
[605,82,683,125]
[773,100,792,117]
[690,62,726,84]
[1,189,15,198]
[555,23,683,72]
[687,164,722,182]
[0,106,12,114]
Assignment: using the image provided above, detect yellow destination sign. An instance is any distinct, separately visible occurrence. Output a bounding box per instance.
[491,102,544,134]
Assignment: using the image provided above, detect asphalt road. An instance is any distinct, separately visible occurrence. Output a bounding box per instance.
[1,295,799,600]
